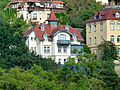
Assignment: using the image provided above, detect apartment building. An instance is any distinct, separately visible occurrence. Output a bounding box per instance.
[86,6,120,60]
[96,0,108,5]
[5,0,65,24]
[24,11,84,64]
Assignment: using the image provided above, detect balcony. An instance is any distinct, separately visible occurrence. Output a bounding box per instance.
[57,40,71,45]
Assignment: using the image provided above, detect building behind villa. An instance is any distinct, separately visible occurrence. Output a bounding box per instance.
[5,0,65,24]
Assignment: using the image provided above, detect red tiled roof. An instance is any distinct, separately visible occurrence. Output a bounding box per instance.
[24,11,83,41]
[46,10,59,21]
[24,23,84,41]
[86,8,120,23]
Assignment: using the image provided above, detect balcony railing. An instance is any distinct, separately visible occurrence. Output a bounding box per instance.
[57,40,71,45]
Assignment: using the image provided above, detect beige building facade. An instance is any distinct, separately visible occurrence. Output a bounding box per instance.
[86,7,120,60]
[5,0,65,24]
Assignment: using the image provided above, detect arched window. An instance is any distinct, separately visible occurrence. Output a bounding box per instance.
[94,23,96,32]
[117,35,120,42]
[99,14,102,19]
[110,22,114,30]
[101,35,103,43]
[58,34,66,40]
[94,15,96,19]
[100,22,103,31]
[89,24,91,33]
[110,35,114,42]
[94,37,96,45]
[117,22,120,30]
[89,38,91,45]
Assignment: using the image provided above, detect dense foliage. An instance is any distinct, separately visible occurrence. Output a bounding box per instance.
[62,0,104,41]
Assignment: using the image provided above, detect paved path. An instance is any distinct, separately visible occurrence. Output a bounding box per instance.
[115,65,120,77]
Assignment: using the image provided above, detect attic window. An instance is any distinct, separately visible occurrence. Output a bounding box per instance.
[99,14,102,19]
[115,12,120,18]
[94,15,97,19]
[41,24,45,31]
[65,25,69,30]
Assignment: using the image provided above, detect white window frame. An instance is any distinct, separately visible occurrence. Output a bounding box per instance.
[110,22,114,30]
[101,35,103,43]
[100,22,103,31]
[58,34,66,40]
[89,24,91,33]
[89,38,91,45]
[110,35,114,42]
[44,46,50,54]
[94,37,96,45]
[63,46,67,53]
[58,46,62,53]
[32,13,37,19]
[117,22,120,30]
[94,23,96,32]
[117,35,120,42]
[118,48,120,54]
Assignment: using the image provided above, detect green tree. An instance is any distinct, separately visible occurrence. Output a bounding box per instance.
[62,0,104,41]
[98,40,118,60]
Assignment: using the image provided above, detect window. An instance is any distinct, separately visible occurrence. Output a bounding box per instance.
[110,22,114,30]
[34,37,36,41]
[94,49,97,56]
[44,46,50,54]
[53,3,58,8]
[118,48,120,54]
[50,22,57,27]
[32,13,37,20]
[63,46,67,53]
[58,46,62,53]
[64,59,66,63]
[100,22,103,31]
[47,13,50,19]
[40,13,42,20]
[89,24,91,33]
[73,36,77,42]
[58,34,66,40]
[99,14,102,19]
[45,3,50,8]
[115,12,120,18]
[31,37,33,41]
[31,47,33,51]
[117,22,120,30]
[94,23,96,32]
[94,15,96,19]
[34,47,36,52]
[44,35,47,40]
[110,35,114,42]
[89,38,91,45]
[65,25,69,30]
[117,35,120,42]
[58,59,61,64]
[101,35,103,43]
[94,37,96,44]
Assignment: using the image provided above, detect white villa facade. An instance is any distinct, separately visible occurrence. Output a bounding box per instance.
[96,0,108,5]
[24,11,84,64]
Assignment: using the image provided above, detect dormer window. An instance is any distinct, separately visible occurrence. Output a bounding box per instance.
[43,33,48,41]
[41,24,45,31]
[44,35,48,41]
[94,15,97,19]
[99,14,102,19]
[115,12,120,18]
[65,25,69,30]
[73,36,77,42]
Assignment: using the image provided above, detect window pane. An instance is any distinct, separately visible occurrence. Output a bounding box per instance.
[110,22,114,30]
[58,34,66,40]
[117,22,120,30]
[63,46,67,53]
